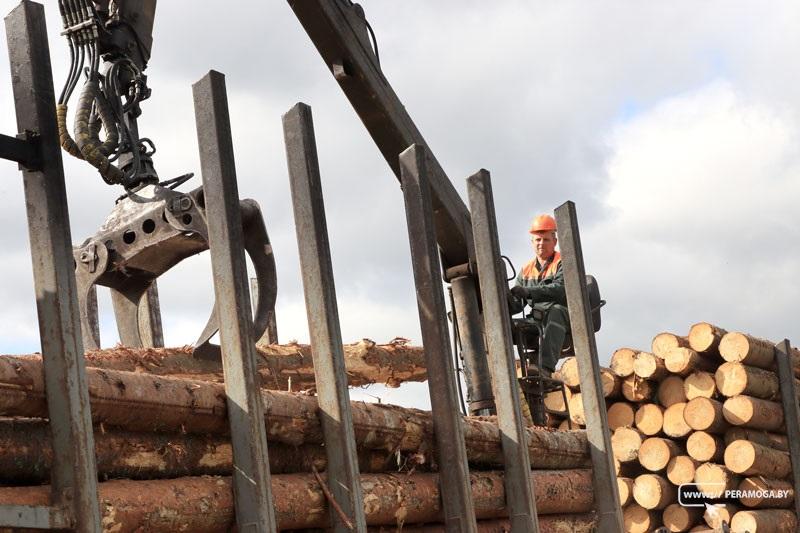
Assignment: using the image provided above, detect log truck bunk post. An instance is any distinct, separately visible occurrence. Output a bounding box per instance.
[288,1,624,530]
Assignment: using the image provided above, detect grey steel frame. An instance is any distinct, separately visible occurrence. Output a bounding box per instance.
[773,339,800,524]
[1,1,102,530]
[554,201,624,532]
[400,144,478,532]
[283,102,367,532]
[467,170,539,531]
[192,70,277,532]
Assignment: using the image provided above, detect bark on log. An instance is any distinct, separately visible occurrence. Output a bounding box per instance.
[633,473,677,510]
[611,348,639,378]
[684,371,716,400]
[373,515,598,533]
[704,502,739,530]
[719,332,800,376]
[634,403,664,436]
[738,477,794,509]
[666,455,700,486]
[0,358,590,469]
[634,351,669,381]
[559,357,581,389]
[622,375,655,403]
[684,397,729,433]
[730,509,797,533]
[665,347,716,376]
[652,333,690,358]
[663,503,702,532]
[689,322,728,355]
[686,431,724,463]
[663,403,692,438]
[724,428,789,452]
[624,504,660,533]
[639,437,682,472]
[658,376,687,408]
[608,401,636,431]
[724,440,792,478]
[722,395,784,431]
[715,362,799,401]
[0,470,595,530]
[11,339,427,390]
[618,476,635,506]
[612,426,644,463]
[0,419,402,483]
[695,463,740,498]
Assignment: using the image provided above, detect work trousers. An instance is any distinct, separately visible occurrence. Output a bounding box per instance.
[534,303,570,372]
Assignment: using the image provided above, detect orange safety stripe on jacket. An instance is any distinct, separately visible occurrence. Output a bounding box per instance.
[520,251,561,282]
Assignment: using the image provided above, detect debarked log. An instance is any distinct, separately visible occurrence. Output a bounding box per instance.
[7,338,427,390]
[0,470,595,531]
[0,358,589,469]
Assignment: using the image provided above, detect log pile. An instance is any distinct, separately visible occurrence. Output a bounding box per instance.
[0,348,595,531]
[602,322,800,532]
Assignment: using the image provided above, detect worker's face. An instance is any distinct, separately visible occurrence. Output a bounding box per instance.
[531,231,557,260]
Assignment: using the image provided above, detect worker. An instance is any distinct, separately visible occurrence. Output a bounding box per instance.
[508,214,569,376]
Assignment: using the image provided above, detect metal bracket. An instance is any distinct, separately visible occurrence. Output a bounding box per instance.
[0,130,41,170]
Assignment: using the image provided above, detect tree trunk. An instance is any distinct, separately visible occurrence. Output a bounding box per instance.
[724,427,788,452]
[683,397,728,433]
[684,371,716,400]
[608,401,636,431]
[738,477,793,509]
[704,503,739,530]
[664,347,716,376]
[622,375,655,402]
[386,515,598,533]
[688,322,728,354]
[634,352,669,381]
[730,510,797,533]
[544,387,571,412]
[666,455,699,486]
[618,477,635,506]
[663,503,702,532]
[663,403,692,438]
[0,358,590,469]
[658,376,687,408]
[612,426,644,463]
[559,357,581,389]
[715,362,799,401]
[624,504,660,533]
[724,440,792,478]
[568,392,586,425]
[634,403,664,436]
[611,348,639,378]
[601,368,621,399]
[686,431,724,463]
[652,333,689,358]
[695,463,740,498]
[719,332,800,374]
[639,437,681,472]
[0,470,595,530]
[14,339,428,390]
[633,473,676,510]
[722,395,784,431]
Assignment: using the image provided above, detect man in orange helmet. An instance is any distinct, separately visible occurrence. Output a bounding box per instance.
[508,214,569,374]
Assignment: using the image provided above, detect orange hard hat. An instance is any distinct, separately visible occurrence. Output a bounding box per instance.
[529,214,557,234]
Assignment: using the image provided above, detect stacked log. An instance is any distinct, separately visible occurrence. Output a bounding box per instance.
[608,323,800,531]
[0,351,595,531]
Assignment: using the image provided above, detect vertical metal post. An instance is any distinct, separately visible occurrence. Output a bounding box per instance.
[774,339,800,523]
[86,284,101,348]
[450,277,495,415]
[4,1,102,530]
[193,70,276,532]
[282,102,367,533]
[251,277,278,344]
[400,144,477,533]
[554,200,624,531]
[139,282,164,347]
[466,170,538,532]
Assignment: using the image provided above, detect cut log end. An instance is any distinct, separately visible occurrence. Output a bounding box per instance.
[688,322,727,353]
[730,510,797,533]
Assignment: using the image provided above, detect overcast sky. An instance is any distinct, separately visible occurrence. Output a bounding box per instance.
[1,1,798,410]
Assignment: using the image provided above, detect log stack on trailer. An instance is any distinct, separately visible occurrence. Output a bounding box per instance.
[0,344,597,532]
[597,322,800,532]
